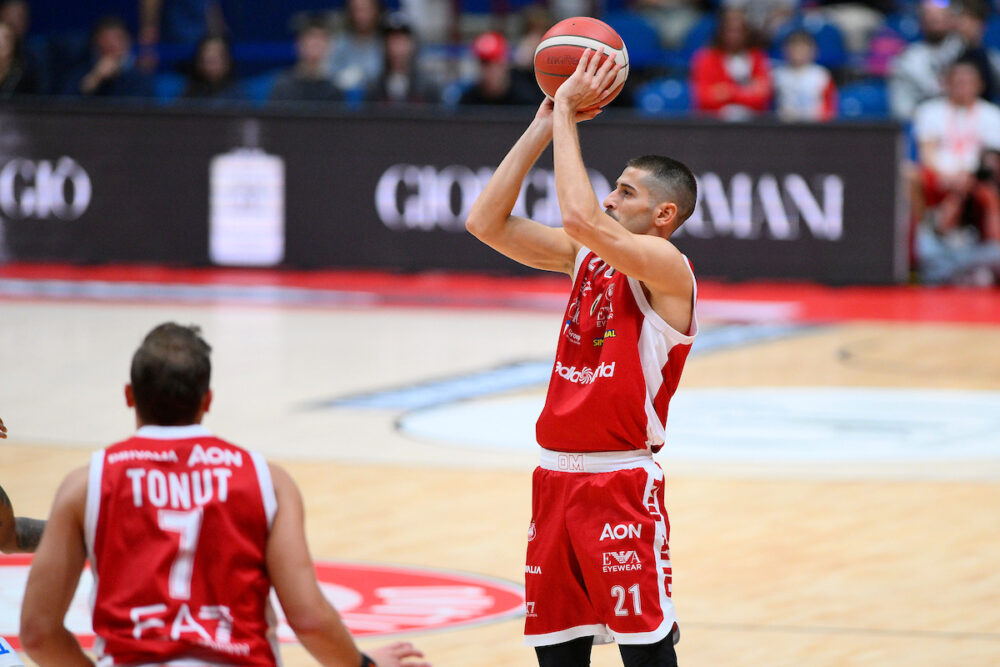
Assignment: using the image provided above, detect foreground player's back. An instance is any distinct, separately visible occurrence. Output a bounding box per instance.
[89,425,278,665]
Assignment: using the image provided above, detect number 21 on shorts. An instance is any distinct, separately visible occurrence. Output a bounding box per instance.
[611,583,641,616]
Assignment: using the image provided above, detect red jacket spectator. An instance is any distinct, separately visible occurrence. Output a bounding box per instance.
[690,8,773,119]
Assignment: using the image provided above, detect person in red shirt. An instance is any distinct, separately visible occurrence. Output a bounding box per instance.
[690,8,773,119]
[18,323,429,667]
[467,50,697,667]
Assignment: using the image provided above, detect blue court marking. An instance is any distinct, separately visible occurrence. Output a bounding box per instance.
[315,323,817,411]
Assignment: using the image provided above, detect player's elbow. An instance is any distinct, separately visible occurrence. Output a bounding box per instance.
[19,612,58,654]
[285,602,338,639]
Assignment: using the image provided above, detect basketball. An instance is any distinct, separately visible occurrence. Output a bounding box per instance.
[533,17,630,108]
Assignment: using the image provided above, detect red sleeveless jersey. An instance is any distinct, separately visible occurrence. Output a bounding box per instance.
[536,248,698,454]
[84,425,279,666]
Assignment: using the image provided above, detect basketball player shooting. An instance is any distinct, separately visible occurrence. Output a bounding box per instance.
[466,49,698,667]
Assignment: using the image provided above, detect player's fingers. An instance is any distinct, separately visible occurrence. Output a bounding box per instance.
[389,641,424,657]
[575,48,591,74]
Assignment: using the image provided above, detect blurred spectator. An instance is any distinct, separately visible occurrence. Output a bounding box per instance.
[773,30,837,121]
[691,8,773,119]
[398,0,453,45]
[912,60,1000,284]
[183,34,241,100]
[271,15,342,103]
[634,0,701,50]
[0,21,33,96]
[367,12,439,105]
[0,0,44,93]
[888,0,963,119]
[953,0,1000,102]
[816,0,895,55]
[138,0,225,46]
[329,0,384,94]
[723,0,797,41]
[512,6,552,71]
[459,31,538,107]
[70,16,153,98]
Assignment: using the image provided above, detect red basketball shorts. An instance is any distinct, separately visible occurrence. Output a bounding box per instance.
[523,449,678,647]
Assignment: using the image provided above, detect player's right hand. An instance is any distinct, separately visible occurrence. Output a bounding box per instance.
[368,641,431,667]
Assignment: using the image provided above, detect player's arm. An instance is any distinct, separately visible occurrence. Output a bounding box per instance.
[0,483,47,553]
[465,100,600,275]
[265,464,429,667]
[551,50,692,298]
[19,467,93,666]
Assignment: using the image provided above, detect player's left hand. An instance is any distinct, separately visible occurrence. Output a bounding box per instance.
[553,47,621,112]
[368,640,432,667]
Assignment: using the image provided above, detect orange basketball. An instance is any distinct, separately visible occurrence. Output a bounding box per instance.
[533,17,630,108]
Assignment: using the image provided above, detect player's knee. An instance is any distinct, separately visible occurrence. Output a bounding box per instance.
[534,636,594,667]
[618,634,678,667]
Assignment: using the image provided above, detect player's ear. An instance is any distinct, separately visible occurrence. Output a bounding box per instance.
[201,389,213,415]
[655,201,677,230]
[124,384,135,408]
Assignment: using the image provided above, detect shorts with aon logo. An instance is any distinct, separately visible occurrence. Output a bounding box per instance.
[524,449,678,646]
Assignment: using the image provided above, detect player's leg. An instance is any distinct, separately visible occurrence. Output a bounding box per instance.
[525,467,608,652]
[535,636,594,667]
[618,634,677,667]
[566,460,678,648]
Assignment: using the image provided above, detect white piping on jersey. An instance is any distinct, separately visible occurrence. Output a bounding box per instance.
[134,424,212,439]
[250,451,278,529]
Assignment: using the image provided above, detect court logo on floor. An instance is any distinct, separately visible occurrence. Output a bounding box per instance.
[0,555,524,650]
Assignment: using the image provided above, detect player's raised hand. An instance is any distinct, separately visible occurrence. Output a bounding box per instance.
[554,47,621,112]
[0,416,6,438]
[367,641,432,667]
[534,96,603,125]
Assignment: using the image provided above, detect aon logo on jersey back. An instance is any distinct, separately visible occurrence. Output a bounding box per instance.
[554,361,615,384]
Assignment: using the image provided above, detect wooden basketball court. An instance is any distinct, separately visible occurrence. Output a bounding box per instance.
[1,269,999,666]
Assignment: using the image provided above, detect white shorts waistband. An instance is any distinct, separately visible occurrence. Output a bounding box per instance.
[539,448,653,473]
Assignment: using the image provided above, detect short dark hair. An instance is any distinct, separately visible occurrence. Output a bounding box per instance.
[130,323,212,426]
[627,155,698,224]
[784,29,815,48]
[92,15,129,41]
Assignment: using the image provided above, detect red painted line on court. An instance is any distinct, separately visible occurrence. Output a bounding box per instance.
[0,263,997,324]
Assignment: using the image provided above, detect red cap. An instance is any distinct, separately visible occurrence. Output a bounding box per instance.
[472,31,508,63]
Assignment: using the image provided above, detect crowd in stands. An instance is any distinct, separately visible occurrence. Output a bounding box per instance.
[1,0,998,284]
[0,0,996,117]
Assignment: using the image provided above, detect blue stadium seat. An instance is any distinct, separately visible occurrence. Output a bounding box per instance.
[838,79,889,119]
[985,15,1000,50]
[242,70,281,106]
[771,14,848,70]
[885,12,922,42]
[636,77,690,116]
[602,12,664,69]
[152,72,187,103]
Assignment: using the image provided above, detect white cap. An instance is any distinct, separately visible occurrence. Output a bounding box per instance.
[0,638,25,667]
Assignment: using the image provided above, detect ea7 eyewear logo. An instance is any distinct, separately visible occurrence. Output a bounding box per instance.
[602,551,642,573]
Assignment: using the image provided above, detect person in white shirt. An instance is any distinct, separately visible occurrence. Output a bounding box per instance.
[889,0,963,120]
[773,30,837,122]
[912,58,1000,242]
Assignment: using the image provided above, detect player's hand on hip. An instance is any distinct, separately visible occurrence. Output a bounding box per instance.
[554,47,621,112]
[368,640,432,667]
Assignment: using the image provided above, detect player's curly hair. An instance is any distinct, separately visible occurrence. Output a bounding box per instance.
[130,323,212,426]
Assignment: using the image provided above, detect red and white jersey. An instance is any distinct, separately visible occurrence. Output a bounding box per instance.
[84,425,279,666]
[536,248,698,454]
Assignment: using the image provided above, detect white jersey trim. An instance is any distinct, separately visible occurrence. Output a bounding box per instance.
[84,450,104,562]
[625,256,699,344]
[572,245,590,281]
[524,622,614,647]
[249,451,278,529]
[134,424,212,439]
[539,448,653,473]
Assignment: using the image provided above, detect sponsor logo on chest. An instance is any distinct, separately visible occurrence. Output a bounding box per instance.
[554,361,615,385]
